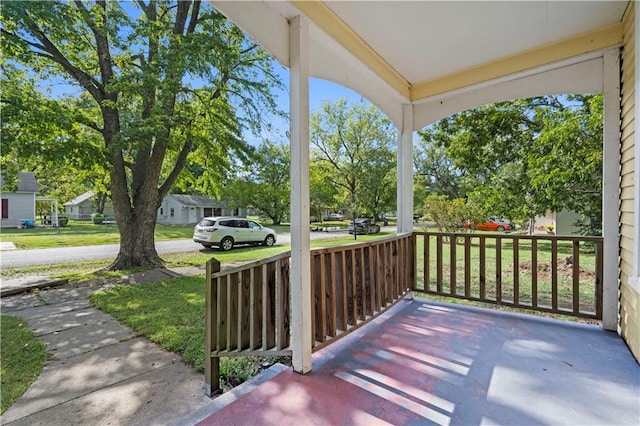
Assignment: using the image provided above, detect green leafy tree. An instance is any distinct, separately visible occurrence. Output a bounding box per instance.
[225,141,290,225]
[309,161,339,222]
[416,95,602,228]
[422,194,486,234]
[310,99,396,219]
[2,1,281,268]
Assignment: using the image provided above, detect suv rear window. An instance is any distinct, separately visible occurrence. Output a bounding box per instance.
[199,219,216,227]
[218,220,234,227]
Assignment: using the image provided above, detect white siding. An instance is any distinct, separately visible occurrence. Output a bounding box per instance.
[0,193,35,228]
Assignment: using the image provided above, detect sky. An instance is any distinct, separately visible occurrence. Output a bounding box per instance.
[249,61,368,147]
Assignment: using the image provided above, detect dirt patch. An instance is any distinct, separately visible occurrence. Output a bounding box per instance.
[518,259,596,280]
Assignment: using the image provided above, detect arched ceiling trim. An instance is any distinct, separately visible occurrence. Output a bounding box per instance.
[413,56,606,129]
[291,0,410,99]
[411,22,623,101]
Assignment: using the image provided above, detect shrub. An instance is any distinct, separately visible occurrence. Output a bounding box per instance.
[91,213,104,224]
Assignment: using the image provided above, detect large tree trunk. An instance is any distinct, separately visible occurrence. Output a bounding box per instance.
[111,208,164,269]
[109,183,164,270]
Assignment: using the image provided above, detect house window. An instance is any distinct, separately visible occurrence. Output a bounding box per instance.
[160,207,163,215]
[1,199,7,219]
[213,208,222,216]
[204,208,213,217]
[170,208,174,217]
[233,208,239,216]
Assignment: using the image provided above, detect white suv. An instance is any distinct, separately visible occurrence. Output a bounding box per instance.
[193,217,276,251]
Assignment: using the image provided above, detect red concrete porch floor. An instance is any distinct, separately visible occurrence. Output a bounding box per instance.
[191,298,639,426]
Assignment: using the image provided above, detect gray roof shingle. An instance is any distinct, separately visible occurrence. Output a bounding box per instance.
[167,194,227,207]
[15,172,39,193]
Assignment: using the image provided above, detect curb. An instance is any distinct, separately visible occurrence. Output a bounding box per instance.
[0,278,69,298]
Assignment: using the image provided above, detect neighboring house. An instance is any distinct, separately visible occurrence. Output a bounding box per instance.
[64,191,115,220]
[0,172,38,228]
[533,209,584,236]
[157,194,245,225]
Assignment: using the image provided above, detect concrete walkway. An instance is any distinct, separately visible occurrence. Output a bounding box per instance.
[1,267,229,425]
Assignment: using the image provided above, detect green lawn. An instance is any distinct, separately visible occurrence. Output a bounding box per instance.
[1,315,47,414]
[414,234,599,314]
[0,220,361,250]
[0,222,196,250]
[1,231,394,281]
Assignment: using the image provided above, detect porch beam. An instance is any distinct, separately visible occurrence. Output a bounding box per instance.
[291,0,410,100]
[397,104,414,233]
[411,22,623,101]
[289,15,313,374]
[602,48,621,331]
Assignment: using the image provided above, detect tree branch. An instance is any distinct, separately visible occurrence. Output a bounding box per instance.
[159,139,193,197]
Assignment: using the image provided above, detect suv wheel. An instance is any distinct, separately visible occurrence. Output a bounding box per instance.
[220,236,234,251]
[263,234,275,246]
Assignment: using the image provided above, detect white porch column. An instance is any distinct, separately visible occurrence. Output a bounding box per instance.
[289,15,312,373]
[397,104,414,233]
[602,49,621,331]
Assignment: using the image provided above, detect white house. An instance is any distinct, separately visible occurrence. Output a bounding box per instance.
[157,194,245,225]
[0,172,38,228]
[63,191,115,220]
[533,209,586,235]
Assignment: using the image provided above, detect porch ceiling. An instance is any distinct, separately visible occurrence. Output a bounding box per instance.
[211,1,627,126]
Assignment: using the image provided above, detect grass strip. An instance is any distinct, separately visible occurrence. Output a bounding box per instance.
[1,315,47,414]
[89,276,281,389]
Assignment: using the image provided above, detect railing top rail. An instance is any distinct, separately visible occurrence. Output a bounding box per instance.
[413,231,603,243]
[210,250,291,278]
[311,232,413,255]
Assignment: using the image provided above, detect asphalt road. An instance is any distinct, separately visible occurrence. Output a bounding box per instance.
[0,230,356,268]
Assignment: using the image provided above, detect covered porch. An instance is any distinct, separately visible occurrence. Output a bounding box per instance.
[202,0,640,416]
[196,297,639,425]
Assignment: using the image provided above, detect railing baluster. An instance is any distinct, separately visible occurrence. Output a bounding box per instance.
[237,271,243,352]
[496,238,502,303]
[350,250,357,326]
[551,239,558,311]
[275,257,282,349]
[424,234,430,291]
[360,247,367,320]
[262,264,267,351]
[513,239,519,306]
[573,240,580,315]
[464,236,471,297]
[369,244,376,314]
[319,252,327,342]
[226,273,232,352]
[249,267,256,351]
[479,237,486,301]
[449,235,456,295]
[341,250,348,331]
[531,238,538,309]
[436,235,443,293]
[329,252,337,337]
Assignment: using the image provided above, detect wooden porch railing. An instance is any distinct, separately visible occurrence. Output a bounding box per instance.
[413,232,604,319]
[204,231,603,394]
[204,233,416,394]
[310,233,415,352]
[204,253,291,396]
